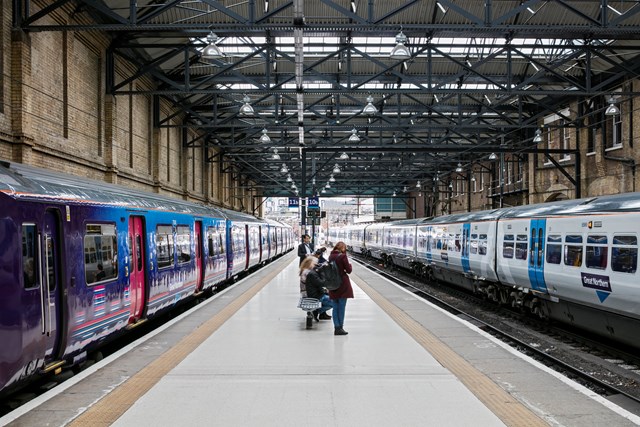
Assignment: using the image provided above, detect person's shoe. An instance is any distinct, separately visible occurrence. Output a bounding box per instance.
[334,327,348,336]
[312,310,319,322]
[319,312,332,320]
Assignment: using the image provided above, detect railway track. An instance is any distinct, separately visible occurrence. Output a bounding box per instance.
[353,255,640,410]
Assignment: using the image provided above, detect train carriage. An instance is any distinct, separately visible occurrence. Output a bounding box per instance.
[0,161,290,396]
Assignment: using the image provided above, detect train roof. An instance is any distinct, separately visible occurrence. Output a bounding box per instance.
[426,209,502,224]
[0,160,234,219]
[498,192,640,218]
[384,218,434,226]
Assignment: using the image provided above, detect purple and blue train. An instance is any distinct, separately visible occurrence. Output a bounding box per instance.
[335,194,640,349]
[0,161,294,396]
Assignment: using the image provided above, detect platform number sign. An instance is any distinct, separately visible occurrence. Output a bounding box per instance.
[307,196,320,210]
[288,197,300,209]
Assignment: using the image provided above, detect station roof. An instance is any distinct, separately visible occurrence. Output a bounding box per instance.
[16,0,640,197]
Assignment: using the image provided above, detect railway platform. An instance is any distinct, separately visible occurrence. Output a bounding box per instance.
[2,251,640,427]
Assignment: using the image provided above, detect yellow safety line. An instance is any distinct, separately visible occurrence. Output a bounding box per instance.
[352,272,548,427]
[68,254,295,427]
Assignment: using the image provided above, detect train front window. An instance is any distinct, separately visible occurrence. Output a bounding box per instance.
[84,223,118,284]
[22,224,38,289]
[612,235,638,273]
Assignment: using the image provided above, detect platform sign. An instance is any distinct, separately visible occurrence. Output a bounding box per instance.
[307,196,320,210]
[288,197,300,209]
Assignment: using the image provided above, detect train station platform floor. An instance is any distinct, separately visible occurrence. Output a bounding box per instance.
[3,251,640,427]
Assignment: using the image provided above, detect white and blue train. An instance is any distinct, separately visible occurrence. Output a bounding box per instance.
[334,194,640,348]
[0,161,294,396]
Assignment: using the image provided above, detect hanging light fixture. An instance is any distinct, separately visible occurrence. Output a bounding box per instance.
[259,128,271,144]
[202,31,224,59]
[286,174,292,182]
[291,183,297,189]
[333,164,341,174]
[271,148,280,160]
[533,128,543,144]
[321,189,326,194]
[280,163,288,173]
[403,186,408,192]
[339,152,350,160]
[390,30,410,60]
[456,162,463,173]
[489,153,498,161]
[362,95,378,115]
[416,180,421,188]
[325,182,331,189]
[349,128,360,142]
[239,94,254,116]
[392,191,396,197]
[329,174,336,182]
[605,97,620,116]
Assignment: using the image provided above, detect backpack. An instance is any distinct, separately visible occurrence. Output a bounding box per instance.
[317,257,343,291]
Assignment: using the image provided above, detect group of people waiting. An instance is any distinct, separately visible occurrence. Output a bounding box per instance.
[298,235,353,336]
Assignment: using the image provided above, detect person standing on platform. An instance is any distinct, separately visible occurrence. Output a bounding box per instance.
[297,234,314,265]
[328,241,353,336]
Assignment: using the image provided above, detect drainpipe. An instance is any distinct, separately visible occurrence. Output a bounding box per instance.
[604,155,636,192]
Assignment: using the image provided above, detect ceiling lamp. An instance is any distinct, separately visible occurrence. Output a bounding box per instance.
[259,128,271,144]
[202,31,224,59]
[321,189,326,194]
[325,182,331,189]
[363,95,378,116]
[332,164,341,174]
[271,148,280,160]
[390,30,410,60]
[416,180,421,188]
[489,153,498,161]
[286,174,292,182]
[239,94,254,116]
[280,163,288,173]
[392,191,396,197]
[533,129,543,144]
[456,162,463,173]
[339,152,350,160]
[349,128,360,142]
[329,174,336,182]
[403,186,408,192]
[605,97,620,116]
[291,183,297,190]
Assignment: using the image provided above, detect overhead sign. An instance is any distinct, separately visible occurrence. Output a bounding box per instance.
[307,196,320,210]
[288,197,300,208]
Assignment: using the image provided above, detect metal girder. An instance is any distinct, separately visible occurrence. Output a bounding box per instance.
[13,0,640,199]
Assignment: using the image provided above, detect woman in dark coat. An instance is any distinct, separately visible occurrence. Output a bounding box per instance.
[328,241,353,335]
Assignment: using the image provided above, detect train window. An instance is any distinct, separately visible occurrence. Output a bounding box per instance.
[564,234,583,267]
[546,235,562,264]
[612,235,638,273]
[502,235,514,259]
[515,235,528,260]
[22,225,38,289]
[157,225,175,269]
[454,234,461,252]
[478,234,487,255]
[84,224,118,284]
[586,235,608,270]
[176,225,191,264]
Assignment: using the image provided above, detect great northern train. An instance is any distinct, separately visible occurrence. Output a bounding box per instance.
[0,161,294,396]
[332,194,640,348]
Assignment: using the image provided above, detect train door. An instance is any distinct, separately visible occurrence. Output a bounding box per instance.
[195,221,204,292]
[461,223,471,273]
[41,209,64,370]
[128,216,146,322]
[528,219,548,292]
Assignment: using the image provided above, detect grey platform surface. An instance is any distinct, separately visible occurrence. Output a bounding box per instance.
[112,257,505,427]
[4,253,640,426]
